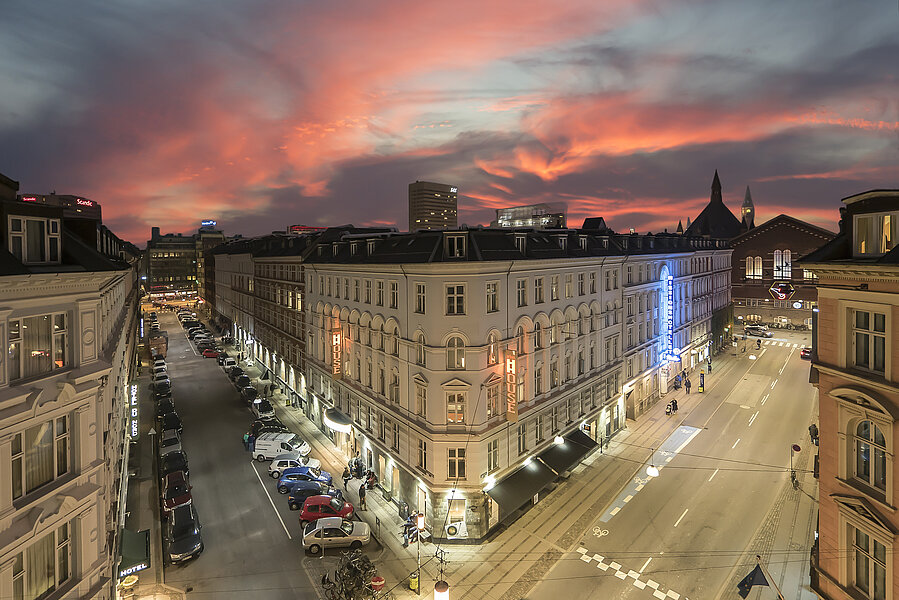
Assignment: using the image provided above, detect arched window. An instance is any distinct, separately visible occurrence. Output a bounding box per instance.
[487,332,498,365]
[782,250,792,279]
[391,328,399,356]
[446,336,465,370]
[745,256,762,280]
[773,250,792,279]
[415,333,426,366]
[516,326,526,355]
[856,420,887,492]
[534,323,544,349]
[754,256,762,277]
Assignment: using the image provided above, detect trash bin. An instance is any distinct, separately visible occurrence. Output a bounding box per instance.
[409,573,419,592]
[371,576,385,592]
[399,501,410,520]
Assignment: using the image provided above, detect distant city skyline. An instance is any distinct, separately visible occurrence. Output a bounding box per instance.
[2,0,895,243]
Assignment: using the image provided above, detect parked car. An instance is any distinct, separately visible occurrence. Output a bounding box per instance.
[228,367,245,382]
[298,495,354,527]
[152,371,171,384]
[235,375,251,389]
[252,398,275,419]
[166,504,203,563]
[286,481,342,510]
[254,432,310,461]
[222,358,238,371]
[153,358,167,368]
[158,429,183,457]
[241,386,258,403]
[161,470,193,516]
[160,451,189,480]
[154,383,173,399]
[202,348,220,358]
[302,517,370,555]
[216,352,230,366]
[269,454,322,478]
[160,411,183,434]
[155,398,176,420]
[251,417,288,437]
[278,465,333,490]
[800,347,812,360]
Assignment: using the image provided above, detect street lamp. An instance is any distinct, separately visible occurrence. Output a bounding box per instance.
[646,448,659,478]
[434,580,450,600]
[416,512,425,596]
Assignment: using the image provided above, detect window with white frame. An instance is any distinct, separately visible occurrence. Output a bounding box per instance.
[850,525,888,600]
[516,279,527,307]
[517,423,527,455]
[446,336,465,370]
[534,363,543,395]
[11,415,70,499]
[855,212,899,256]
[8,217,62,264]
[446,235,466,258]
[376,280,384,306]
[389,281,398,309]
[417,439,428,470]
[773,250,792,279]
[487,281,499,312]
[551,276,559,300]
[535,277,545,303]
[745,256,762,279]
[416,333,426,366]
[578,273,585,295]
[415,384,427,418]
[854,419,887,493]
[446,284,465,315]
[487,332,498,365]
[487,439,499,473]
[487,384,500,418]
[516,326,526,355]
[415,283,425,313]
[565,274,573,298]
[447,448,466,479]
[852,309,886,374]
[446,392,466,424]
[12,520,72,599]
[8,313,69,381]
[589,272,596,294]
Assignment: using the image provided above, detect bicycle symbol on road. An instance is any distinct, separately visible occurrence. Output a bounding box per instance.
[634,476,649,485]
[592,527,609,537]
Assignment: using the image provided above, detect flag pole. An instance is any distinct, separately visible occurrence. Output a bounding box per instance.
[755,555,785,600]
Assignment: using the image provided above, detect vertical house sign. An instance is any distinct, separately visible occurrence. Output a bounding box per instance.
[505,349,518,421]
[331,328,342,379]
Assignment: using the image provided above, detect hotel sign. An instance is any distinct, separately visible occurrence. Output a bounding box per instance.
[769,281,795,300]
[129,384,139,439]
[505,350,518,421]
[331,329,342,379]
[663,274,679,361]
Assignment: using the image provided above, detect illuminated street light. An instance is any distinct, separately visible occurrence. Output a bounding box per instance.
[434,580,450,600]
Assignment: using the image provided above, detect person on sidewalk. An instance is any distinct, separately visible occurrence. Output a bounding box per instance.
[402,515,418,548]
[672,398,678,413]
[358,483,367,510]
[684,379,691,394]
[242,432,250,451]
[342,466,352,489]
[247,433,256,453]
[809,423,819,446]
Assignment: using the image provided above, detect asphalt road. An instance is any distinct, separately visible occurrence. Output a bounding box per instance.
[156,313,315,599]
[528,332,817,600]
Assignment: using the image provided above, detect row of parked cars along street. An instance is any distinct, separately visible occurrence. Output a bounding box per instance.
[152,309,205,565]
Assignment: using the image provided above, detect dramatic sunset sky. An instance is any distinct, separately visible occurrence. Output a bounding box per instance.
[1,0,896,244]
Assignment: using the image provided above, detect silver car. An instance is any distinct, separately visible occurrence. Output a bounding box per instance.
[159,429,183,457]
[302,517,370,555]
[269,454,322,478]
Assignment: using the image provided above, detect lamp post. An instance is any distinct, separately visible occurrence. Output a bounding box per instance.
[646,448,659,478]
[434,580,450,600]
[416,512,425,596]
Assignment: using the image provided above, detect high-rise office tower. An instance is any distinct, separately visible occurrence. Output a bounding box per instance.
[408,181,458,231]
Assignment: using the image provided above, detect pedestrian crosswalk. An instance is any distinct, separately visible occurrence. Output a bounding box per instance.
[759,341,802,347]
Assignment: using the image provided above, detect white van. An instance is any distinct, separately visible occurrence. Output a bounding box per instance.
[222,358,237,371]
[253,433,311,461]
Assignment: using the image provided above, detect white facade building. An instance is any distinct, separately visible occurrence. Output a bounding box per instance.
[0,183,140,600]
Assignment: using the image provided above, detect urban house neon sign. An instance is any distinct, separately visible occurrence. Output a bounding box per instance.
[331,329,342,378]
[505,349,518,421]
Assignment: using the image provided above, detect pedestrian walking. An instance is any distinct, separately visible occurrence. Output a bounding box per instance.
[242,431,250,451]
[358,483,367,510]
[682,369,687,381]
[707,359,712,373]
[672,398,678,413]
[684,379,691,394]
[809,423,819,446]
[247,433,256,453]
[342,466,352,489]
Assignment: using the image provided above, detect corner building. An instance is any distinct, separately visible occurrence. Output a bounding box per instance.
[301,226,731,541]
[802,190,899,600]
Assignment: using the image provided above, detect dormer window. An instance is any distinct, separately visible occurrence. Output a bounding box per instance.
[557,236,567,250]
[332,242,339,257]
[318,246,324,257]
[350,242,359,256]
[445,234,466,258]
[367,240,376,255]
[579,236,587,250]
[855,212,899,256]
[514,235,526,254]
[8,216,61,264]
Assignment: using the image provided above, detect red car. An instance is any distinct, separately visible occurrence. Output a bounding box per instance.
[162,470,192,516]
[800,347,812,360]
[202,348,220,358]
[298,495,354,527]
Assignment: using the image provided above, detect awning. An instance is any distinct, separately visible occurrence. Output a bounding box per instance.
[486,460,557,520]
[118,529,150,579]
[323,408,353,434]
[538,429,598,475]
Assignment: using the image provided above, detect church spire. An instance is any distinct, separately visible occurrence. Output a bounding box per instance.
[741,185,755,229]
[710,170,723,204]
[676,219,684,234]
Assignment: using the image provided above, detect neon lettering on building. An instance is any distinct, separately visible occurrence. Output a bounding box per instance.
[331,329,342,378]
[76,198,94,206]
[21,196,37,202]
[129,384,139,439]
[505,350,518,421]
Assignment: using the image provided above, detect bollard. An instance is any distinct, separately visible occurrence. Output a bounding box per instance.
[409,573,419,592]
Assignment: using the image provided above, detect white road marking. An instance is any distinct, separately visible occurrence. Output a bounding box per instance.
[771,379,777,389]
[761,394,769,405]
[708,468,719,482]
[623,495,633,503]
[748,411,759,427]
[610,506,621,516]
[674,509,688,528]
[732,438,741,449]
[251,460,292,539]
[639,557,652,573]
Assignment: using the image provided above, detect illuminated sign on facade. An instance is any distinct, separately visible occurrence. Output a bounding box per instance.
[769,281,795,300]
[450,187,458,193]
[129,384,139,439]
[21,196,37,202]
[662,272,679,362]
[76,198,94,207]
[331,329,342,378]
[505,350,518,421]
[200,219,217,227]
